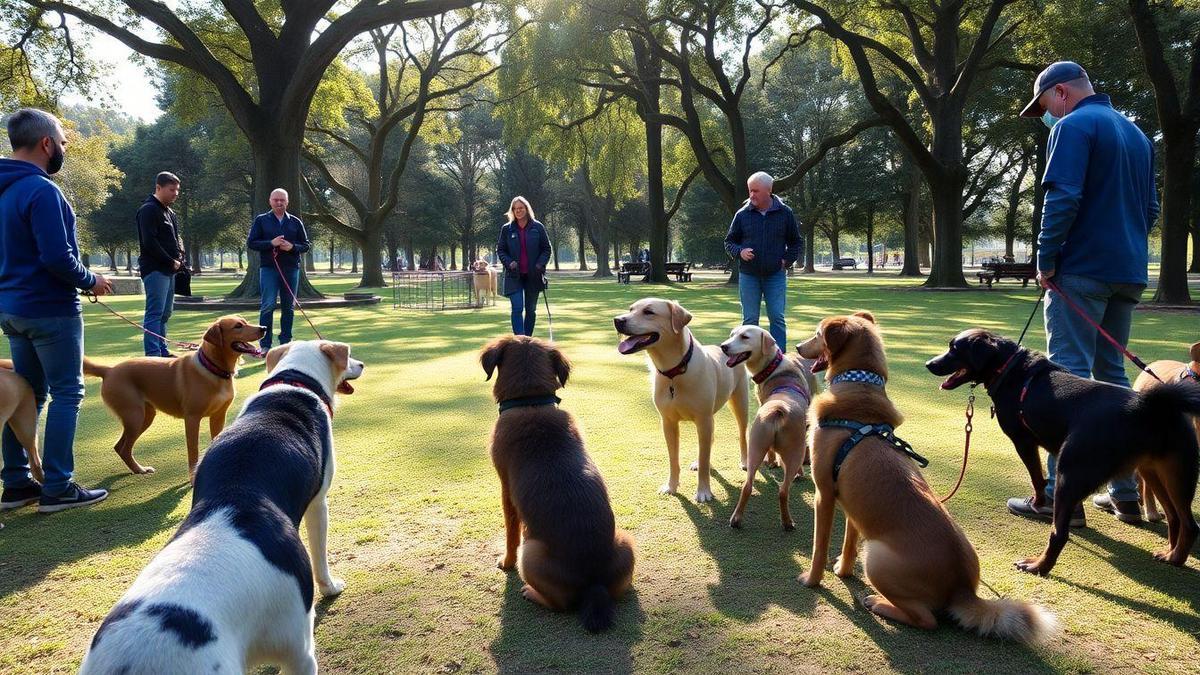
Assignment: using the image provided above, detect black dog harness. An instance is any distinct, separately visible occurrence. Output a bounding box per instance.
[498,395,561,413]
[818,419,928,482]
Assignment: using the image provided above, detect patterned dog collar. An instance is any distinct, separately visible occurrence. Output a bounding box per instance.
[830,369,886,386]
[752,349,785,384]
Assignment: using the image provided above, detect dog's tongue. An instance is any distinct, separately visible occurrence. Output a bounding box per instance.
[812,355,828,372]
[337,380,355,394]
[940,369,968,390]
[618,335,649,355]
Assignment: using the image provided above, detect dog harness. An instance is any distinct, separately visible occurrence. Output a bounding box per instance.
[196,349,233,380]
[261,371,334,418]
[497,395,561,413]
[770,383,810,406]
[752,350,785,384]
[658,336,695,399]
[829,369,886,386]
[818,419,928,482]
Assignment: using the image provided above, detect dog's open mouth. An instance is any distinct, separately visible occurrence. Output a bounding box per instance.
[811,354,829,372]
[618,333,659,355]
[725,351,750,367]
[337,380,355,394]
[232,341,262,356]
[940,368,971,390]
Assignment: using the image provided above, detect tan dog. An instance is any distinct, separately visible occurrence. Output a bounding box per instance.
[1133,341,1200,522]
[83,316,266,481]
[0,360,41,483]
[720,325,811,530]
[614,298,750,502]
[472,260,498,305]
[796,312,1056,642]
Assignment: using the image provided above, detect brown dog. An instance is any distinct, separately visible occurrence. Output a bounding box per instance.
[720,325,811,530]
[482,336,635,632]
[1133,341,1200,522]
[83,316,266,481]
[796,312,1055,642]
[471,260,498,305]
[0,360,41,483]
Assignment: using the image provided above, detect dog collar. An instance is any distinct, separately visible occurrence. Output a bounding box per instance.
[195,349,233,380]
[770,382,810,405]
[497,395,561,413]
[818,418,927,482]
[260,370,334,417]
[1181,368,1200,382]
[752,349,785,384]
[658,335,695,379]
[829,369,885,387]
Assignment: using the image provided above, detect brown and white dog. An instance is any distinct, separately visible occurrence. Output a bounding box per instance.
[482,336,635,632]
[0,359,41,486]
[1133,341,1200,522]
[83,316,266,481]
[797,312,1055,642]
[720,325,812,530]
[471,260,498,305]
[614,298,750,503]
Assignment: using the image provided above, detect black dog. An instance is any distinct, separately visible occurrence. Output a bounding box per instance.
[926,329,1200,576]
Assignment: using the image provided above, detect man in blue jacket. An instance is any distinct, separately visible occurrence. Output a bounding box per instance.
[247,188,310,351]
[724,171,802,350]
[0,108,113,513]
[1006,62,1158,528]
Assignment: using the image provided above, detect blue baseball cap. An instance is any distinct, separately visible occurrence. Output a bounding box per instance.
[1020,61,1088,117]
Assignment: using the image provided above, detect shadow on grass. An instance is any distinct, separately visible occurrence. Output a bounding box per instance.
[490,569,646,673]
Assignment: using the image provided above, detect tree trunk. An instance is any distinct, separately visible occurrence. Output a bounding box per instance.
[351,246,359,274]
[1003,153,1031,259]
[924,179,968,287]
[125,247,132,274]
[1190,221,1200,273]
[1153,139,1195,303]
[448,243,456,271]
[918,217,932,269]
[900,162,922,276]
[866,207,875,274]
[577,225,589,271]
[305,251,315,272]
[803,219,815,273]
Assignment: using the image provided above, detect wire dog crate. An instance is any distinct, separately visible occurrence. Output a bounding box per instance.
[391,270,496,310]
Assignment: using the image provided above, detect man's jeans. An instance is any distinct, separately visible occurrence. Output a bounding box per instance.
[259,266,301,350]
[739,268,788,350]
[142,270,175,356]
[0,313,84,495]
[1043,273,1144,502]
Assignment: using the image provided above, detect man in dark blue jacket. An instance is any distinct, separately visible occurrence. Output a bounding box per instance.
[0,108,113,513]
[136,171,185,356]
[1006,61,1158,527]
[724,171,802,350]
[247,188,310,351]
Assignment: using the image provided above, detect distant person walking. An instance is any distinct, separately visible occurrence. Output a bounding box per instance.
[136,171,185,357]
[496,196,551,336]
[0,108,113,513]
[247,188,310,351]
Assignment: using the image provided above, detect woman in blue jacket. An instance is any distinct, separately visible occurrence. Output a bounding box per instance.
[495,196,551,336]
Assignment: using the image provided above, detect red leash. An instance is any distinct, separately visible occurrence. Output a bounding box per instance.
[82,292,200,351]
[1044,277,1161,383]
[271,248,323,341]
[939,391,973,504]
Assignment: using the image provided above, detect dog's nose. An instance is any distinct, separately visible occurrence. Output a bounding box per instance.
[614,317,626,331]
[720,344,730,355]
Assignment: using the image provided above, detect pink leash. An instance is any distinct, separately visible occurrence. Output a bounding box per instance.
[272,248,324,341]
[83,292,200,351]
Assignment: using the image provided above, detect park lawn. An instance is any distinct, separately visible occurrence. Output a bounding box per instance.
[0,271,1197,674]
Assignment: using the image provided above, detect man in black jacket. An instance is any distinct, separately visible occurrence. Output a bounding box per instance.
[723,171,802,350]
[136,171,185,357]
[247,188,311,350]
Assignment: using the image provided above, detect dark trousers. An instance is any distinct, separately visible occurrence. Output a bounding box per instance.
[507,274,541,336]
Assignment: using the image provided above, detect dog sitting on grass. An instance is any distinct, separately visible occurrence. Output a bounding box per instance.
[482,335,635,632]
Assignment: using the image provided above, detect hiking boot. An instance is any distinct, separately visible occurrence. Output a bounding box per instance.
[1092,494,1143,524]
[1,482,41,511]
[38,482,108,514]
[1006,496,1086,528]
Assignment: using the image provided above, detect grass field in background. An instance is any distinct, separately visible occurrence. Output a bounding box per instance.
[0,271,1197,674]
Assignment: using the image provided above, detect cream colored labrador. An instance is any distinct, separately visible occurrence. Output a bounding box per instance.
[614,298,750,502]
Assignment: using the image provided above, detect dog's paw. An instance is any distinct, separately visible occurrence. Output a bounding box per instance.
[496,555,516,570]
[1014,557,1049,576]
[318,578,346,597]
[833,555,854,577]
[658,482,678,496]
[861,594,881,610]
[782,521,795,532]
[689,460,699,472]
[798,570,822,588]
[695,487,714,503]
[136,465,156,476]
[729,516,741,528]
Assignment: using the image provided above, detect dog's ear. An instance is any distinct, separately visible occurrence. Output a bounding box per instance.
[480,338,509,381]
[549,347,571,387]
[759,328,776,355]
[265,344,292,374]
[669,302,693,334]
[852,310,876,324]
[1190,341,1200,363]
[320,342,350,374]
[203,322,224,348]
[821,318,851,357]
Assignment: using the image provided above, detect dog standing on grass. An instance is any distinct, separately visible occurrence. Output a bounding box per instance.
[471,259,498,306]
[482,335,635,632]
[798,313,1056,642]
[1133,341,1200,522]
[0,359,41,485]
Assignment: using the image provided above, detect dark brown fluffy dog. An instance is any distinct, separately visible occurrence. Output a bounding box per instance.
[797,312,1055,642]
[481,336,635,632]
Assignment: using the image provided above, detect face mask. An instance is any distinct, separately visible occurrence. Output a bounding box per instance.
[46,143,64,175]
[1041,110,1060,130]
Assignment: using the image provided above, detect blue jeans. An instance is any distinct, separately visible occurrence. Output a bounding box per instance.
[1043,273,1144,502]
[142,270,175,356]
[259,267,301,349]
[738,269,788,350]
[0,313,85,494]
[507,274,540,336]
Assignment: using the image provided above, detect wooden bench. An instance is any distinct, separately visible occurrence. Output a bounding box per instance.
[977,260,1036,288]
[664,261,693,282]
[831,257,857,270]
[617,261,651,284]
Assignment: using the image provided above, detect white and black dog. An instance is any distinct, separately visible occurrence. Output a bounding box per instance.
[81,340,364,674]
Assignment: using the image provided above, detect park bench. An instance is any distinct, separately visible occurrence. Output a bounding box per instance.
[617,261,651,284]
[831,257,857,270]
[977,259,1036,288]
[664,261,693,282]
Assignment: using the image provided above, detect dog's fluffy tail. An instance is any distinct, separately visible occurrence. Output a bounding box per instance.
[1136,380,1200,422]
[948,593,1058,644]
[755,400,792,432]
[578,584,616,633]
[82,358,110,378]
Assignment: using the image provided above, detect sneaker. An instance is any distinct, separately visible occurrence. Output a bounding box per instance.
[1092,494,1143,523]
[1,482,41,511]
[1006,496,1086,528]
[38,482,108,513]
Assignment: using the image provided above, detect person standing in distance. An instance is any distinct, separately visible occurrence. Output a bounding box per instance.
[136,171,185,357]
[724,171,802,350]
[0,108,113,513]
[496,196,551,337]
[247,188,310,351]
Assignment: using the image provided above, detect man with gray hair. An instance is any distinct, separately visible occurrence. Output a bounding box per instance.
[247,187,310,351]
[0,108,113,513]
[723,171,802,350]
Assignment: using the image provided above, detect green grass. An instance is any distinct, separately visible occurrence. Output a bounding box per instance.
[1,271,1198,674]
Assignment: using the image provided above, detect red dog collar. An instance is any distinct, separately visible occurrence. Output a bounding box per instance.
[753,349,785,384]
